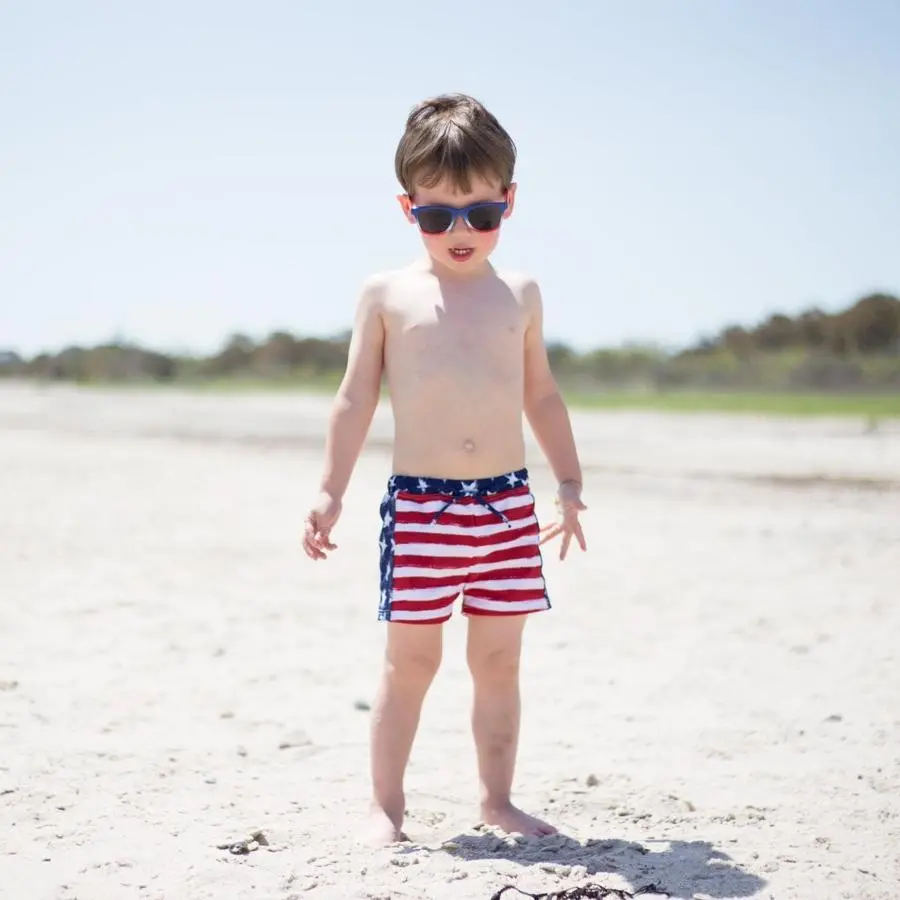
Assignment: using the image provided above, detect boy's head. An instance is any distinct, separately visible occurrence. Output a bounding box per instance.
[394,93,517,273]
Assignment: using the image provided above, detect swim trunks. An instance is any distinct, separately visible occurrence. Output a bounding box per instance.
[377,468,551,624]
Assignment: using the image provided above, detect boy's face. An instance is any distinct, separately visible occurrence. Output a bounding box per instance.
[398,173,516,275]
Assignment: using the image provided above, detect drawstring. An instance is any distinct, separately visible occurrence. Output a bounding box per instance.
[431,490,511,527]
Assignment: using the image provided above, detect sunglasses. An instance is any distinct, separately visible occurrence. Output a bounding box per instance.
[409,200,509,235]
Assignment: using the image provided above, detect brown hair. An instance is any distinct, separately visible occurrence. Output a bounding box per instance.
[394,93,517,196]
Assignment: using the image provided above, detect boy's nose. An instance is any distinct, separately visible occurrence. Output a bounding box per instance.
[450,213,470,233]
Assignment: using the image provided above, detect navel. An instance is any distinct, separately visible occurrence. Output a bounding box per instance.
[462,439,475,453]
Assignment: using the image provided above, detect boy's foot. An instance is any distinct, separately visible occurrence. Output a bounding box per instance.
[481,802,557,838]
[365,804,409,846]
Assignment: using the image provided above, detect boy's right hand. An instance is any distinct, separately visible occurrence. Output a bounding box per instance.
[303,491,342,560]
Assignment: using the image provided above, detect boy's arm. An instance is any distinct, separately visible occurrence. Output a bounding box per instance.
[522,280,583,488]
[319,278,386,500]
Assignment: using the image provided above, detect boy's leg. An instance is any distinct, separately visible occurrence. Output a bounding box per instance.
[466,614,556,836]
[369,621,442,843]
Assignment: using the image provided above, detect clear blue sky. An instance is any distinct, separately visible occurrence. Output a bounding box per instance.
[2,0,898,357]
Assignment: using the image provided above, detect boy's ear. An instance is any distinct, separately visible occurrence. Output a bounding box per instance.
[397,193,415,223]
[504,182,517,218]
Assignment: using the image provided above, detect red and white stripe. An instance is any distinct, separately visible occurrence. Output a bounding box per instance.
[387,485,549,623]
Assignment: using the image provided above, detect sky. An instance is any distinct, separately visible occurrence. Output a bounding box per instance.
[2,0,899,357]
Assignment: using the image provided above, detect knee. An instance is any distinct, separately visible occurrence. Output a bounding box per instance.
[467,645,521,684]
[385,644,441,685]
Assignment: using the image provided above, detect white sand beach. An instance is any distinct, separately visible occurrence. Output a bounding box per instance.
[1,383,898,900]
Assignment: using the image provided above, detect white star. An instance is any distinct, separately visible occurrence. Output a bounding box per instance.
[506,473,519,486]
[382,510,393,527]
[417,478,430,492]
[379,538,386,554]
[461,480,478,494]
[388,476,397,489]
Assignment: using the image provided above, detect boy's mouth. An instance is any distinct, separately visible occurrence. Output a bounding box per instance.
[448,247,474,262]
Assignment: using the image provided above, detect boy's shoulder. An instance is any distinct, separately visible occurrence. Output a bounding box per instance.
[357,264,426,299]
[492,268,544,312]
[358,267,403,292]
[353,267,415,315]
[493,268,540,292]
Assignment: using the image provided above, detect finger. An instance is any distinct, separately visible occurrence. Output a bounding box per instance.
[559,530,572,561]
[575,522,587,551]
[303,520,329,559]
[313,538,334,554]
[539,524,563,545]
[302,537,323,560]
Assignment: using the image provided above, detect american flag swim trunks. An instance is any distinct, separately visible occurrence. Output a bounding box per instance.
[377,468,551,624]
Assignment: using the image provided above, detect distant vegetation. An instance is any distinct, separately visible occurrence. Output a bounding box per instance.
[2,293,899,397]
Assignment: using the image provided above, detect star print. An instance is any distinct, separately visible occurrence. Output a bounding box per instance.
[506,473,519,486]
[461,480,478,494]
[417,478,430,492]
[382,510,393,527]
[388,476,396,489]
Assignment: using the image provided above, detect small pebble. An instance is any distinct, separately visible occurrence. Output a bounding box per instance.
[278,730,312,750]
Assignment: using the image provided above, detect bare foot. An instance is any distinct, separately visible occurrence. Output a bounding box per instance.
[481,801,557,837]
[364,803,409,846]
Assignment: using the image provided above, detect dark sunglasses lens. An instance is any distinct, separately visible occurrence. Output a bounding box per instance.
[466,204,504,232]
[415,208,453,234]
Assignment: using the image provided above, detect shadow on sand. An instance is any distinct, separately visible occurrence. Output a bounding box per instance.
[406,831,766,899]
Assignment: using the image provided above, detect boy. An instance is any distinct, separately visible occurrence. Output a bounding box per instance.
[302,93,587,844]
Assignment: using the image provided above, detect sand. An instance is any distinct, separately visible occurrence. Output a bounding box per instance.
[1,383,898,900]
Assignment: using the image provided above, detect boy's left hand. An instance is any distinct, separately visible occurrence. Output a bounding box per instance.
[539,480,587,560]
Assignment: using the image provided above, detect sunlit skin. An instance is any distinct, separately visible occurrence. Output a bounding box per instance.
[303,171,586,845]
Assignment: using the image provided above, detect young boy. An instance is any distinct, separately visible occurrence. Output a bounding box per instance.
[302,93,587,844]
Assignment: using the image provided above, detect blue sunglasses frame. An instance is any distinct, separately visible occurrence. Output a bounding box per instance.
[409,200,509,234]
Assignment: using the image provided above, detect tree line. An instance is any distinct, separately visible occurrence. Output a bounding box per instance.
[2,292,898,392]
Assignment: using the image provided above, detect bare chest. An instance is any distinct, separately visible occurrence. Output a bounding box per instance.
[386,287,526,380]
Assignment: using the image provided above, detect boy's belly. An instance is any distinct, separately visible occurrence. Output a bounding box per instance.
[388,381,527,480]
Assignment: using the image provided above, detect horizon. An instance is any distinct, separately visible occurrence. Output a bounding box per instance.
[3,285,898,362]
[2,1,899,357]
